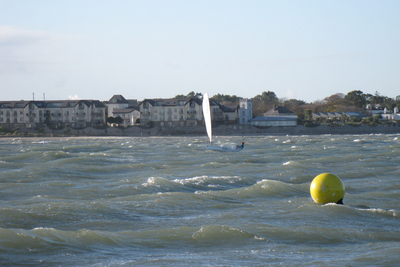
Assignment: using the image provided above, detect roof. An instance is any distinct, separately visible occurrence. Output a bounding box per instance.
[218,103,236,113]
[0,100,105,109]
[264,106,295,116]
[109,95,128,104]
[141,98,199,107]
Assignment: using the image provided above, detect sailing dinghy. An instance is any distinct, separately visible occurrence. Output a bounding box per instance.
[202,93,243,152]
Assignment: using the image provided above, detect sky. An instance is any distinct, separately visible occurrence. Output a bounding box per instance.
[1,0,399,103]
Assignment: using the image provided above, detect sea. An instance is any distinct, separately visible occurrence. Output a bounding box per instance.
[0,134,399,266]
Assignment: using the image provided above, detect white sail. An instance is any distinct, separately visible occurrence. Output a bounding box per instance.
[202,92,212,144]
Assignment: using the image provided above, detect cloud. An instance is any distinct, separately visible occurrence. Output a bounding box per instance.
[284,89,295,99]
[0,25,48,46]
[68,95,80,100]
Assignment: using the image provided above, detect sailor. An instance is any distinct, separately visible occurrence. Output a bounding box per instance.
[237,142,244,150]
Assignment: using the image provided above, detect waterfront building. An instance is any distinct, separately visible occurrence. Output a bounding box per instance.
[139,97,239,127]
[139,98,203,127]
[0,100,106,130]
[312,112,367,121]
[248,105,297,127]
[112,108,141,126]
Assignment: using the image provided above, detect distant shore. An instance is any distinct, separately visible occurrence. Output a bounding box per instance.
[2,124,400,138]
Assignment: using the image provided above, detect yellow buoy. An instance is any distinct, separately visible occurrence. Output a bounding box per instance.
[310,173,345,204]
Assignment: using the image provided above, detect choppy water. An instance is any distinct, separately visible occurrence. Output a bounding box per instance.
[0,134,400,266]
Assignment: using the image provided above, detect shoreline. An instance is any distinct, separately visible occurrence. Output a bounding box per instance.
[2,124,400,138]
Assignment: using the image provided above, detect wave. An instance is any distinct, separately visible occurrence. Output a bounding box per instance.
[2,218,400,255]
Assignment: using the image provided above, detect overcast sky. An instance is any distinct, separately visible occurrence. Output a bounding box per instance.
[1,0,399,103]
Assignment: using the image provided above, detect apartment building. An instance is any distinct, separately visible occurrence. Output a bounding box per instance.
[139,97,238,127]
[0,100,106,130]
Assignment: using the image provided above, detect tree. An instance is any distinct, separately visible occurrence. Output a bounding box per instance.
[253,91,278,104]
[341,113,348,123]
[174,91,202,99]
[212,94,240,103]
[114,116,124,125]
[304,109,312,120]
[324,93,345,105]
[106,117,115,125]
[344,90,366,108]
[373,114,381,123]
[370,91,387,105]
[280,98,307,115]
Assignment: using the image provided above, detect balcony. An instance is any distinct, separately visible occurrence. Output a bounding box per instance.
[26,112,36,117]
[187,110,196,114]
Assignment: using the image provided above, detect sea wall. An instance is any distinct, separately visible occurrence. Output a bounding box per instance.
[12,124,400,137]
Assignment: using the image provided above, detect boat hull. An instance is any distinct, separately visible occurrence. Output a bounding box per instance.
[206,145,242,152]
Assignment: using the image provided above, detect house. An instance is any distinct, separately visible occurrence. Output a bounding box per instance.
[264,105,295,116]
[249,116,298,127]
[214,102,237,125]
[380,107,400,120]
[112,108,141,126]
[366,104,384,116]
[248,106,297,127]
[0,100,106,130]
[107,95,129,117]
[313,112,367,121]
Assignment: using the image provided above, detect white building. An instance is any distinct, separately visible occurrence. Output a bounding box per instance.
[238,98,252,124]
[140,98,203,127]
[380,107,400,120]
[0,100,106,130]
[112,108,141,126]
[108,95,129,117]
[248,106,297,127]
[139,97,238,127]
